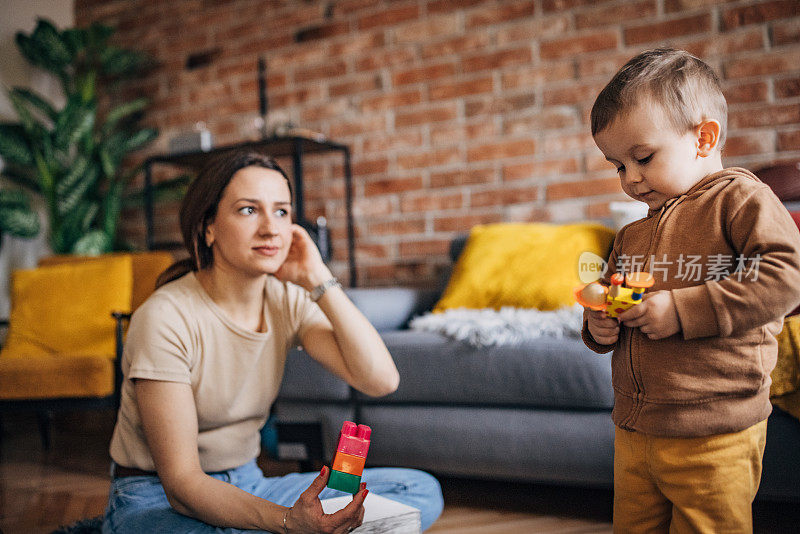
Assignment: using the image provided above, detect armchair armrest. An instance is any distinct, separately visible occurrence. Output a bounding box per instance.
[345,287,440,332]
[0,318,7,349]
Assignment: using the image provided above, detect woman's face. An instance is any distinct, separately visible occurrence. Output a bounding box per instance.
[204,166,293,277]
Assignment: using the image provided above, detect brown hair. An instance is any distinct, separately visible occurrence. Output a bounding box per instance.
[156,151,292,288]
[591,48,727,148]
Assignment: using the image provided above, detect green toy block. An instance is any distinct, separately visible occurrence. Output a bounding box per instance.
[327,468,361,494]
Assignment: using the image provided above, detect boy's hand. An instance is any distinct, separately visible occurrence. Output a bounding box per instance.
[585,308,620,345]
[617,290,680,340]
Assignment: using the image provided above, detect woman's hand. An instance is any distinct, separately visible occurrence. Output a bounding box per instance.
[284,466,367,534]
[585,308,620,345]
[274,224,331,291]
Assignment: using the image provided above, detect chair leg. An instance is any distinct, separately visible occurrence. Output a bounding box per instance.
[37,410,53,450]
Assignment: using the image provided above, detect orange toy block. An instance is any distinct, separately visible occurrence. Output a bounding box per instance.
[332,451,366,477]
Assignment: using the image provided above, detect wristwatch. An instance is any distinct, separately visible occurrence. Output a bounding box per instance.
[310,277,341,302]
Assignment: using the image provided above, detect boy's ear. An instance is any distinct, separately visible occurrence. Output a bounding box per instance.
[695,119,721,157]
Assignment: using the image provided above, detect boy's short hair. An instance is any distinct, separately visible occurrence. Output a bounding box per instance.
[591,48,727,148]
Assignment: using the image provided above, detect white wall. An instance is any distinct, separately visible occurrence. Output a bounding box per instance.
[0,0,74,319]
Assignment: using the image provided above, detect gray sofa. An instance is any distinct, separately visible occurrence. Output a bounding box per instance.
[273,238,800,502]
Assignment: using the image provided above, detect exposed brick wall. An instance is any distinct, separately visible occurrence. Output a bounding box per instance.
[75,0,800,287]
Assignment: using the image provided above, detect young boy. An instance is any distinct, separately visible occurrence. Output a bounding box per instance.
[582,48,800,532]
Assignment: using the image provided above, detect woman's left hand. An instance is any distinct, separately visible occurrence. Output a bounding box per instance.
[274,224,331,290]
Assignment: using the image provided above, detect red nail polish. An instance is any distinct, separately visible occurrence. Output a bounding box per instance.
[362,489,369,498]
[320,466,327,476]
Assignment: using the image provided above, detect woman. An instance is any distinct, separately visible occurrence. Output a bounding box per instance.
[103,151,443,533]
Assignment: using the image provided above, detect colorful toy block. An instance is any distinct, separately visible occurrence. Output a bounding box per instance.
[327,421,371,494]
[574,271,655,318]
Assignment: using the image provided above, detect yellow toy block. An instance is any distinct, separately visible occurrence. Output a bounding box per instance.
[574,272,655,318]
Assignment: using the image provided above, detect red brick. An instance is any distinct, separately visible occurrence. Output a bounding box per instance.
[541,31,619,60]
[430,122,500,146]
[681,27,764,58]
[329,32,385,56]
[368,217,426,236]
[471,186,539,208]
[624,14,712,45]
[504,159,581,181]
[547,177,622,200]
[542,82,604,106]
[430,168,499,188]
[427,0,486,14]
[430,76,494,100]
[329,75,383,97]
[393,63,458,86]
[722,0,798,30]
[541,132,597,154]
[355,47,416,71]
[422,33,492,59]
[664,0,738,12]
[400,192,464,213]
[730,104,800,129]
[295,60,348,83]
[503,109,582,136]
[466,1,536,28]
[394,14,461,43]
[723,81,769,104]
[542,0,609,12]
[776,77,800,99]
[467,139,536,162]
[497,16,571,44]
[362,131,424,153]
[352,196,394,217]
[365,175,424,196]
[463,47,533,73]
[465,92,537,117]
[576,1,657,29]
[361,89,423,112]
[586,201,612,220]
[332,0,382,16]
[357,3,420,30]
[399,239,452,257]
[778,129,800,151]
[723,133,776,157]
[295,21,350,43]
[328,114,387,138]
[271,86,325,108]
[434,212,503,233]
[354,243,392,260]
[395,104,458,128]
[397,148,462,170]
[352,157,389,176]
[773,19,800,46]
[502,62,576,90]
[724,50,800,79]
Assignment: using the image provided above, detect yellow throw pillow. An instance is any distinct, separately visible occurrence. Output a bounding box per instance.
[1,255,133,360]
[434,222,615,312]
[39,251,173,311]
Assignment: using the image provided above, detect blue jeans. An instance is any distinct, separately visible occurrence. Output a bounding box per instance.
[102,459,443,533]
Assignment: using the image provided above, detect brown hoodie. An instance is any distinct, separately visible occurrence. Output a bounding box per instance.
[583,167,800,437]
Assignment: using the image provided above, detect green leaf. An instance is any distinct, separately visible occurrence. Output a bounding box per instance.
[26,19,72,72]
[121,127,158,154]
[0,123,34,167]
[71,229,110,255]
[10,87,58,124]
[103,98,149,134]
[61,28,87,56]
[0,163,40,193]
[57,164,98,216]
[101,47,147,77]
[53,96,96,150]
[101,178,124,238]
[0,189,40,238]
[87,22,114,50]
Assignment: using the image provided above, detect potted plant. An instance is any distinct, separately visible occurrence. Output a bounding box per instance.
[0,18,182,255]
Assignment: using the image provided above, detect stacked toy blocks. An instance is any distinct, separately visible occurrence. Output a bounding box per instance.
[327,421,371,494]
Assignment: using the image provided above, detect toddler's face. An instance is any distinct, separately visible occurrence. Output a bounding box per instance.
[593,101,707,210]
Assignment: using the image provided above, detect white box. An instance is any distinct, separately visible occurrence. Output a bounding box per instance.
[320,493,421,534]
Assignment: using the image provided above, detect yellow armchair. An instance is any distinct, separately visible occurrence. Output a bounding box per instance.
[0,251,173,448]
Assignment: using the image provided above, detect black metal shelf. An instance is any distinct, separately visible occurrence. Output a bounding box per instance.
[142,135,356,287]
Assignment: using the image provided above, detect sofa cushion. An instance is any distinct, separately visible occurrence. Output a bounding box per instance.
[278,347,352,401]
[356,330,614,409]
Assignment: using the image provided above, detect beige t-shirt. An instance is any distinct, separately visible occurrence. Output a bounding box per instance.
[109,272,328,472]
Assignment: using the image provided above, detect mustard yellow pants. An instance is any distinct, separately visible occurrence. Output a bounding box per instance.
[613,420,767,534]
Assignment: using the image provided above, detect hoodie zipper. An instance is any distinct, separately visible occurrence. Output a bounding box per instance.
[621,200,673,429]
